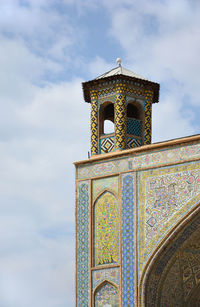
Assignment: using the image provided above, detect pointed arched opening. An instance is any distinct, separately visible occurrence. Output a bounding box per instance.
[141,205,200,307]
[99,102,114,135]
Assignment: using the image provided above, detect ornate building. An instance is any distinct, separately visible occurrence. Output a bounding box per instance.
[74,60,200,306]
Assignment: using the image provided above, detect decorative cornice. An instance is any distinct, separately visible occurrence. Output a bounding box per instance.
[74,134,200,166]
[82,74,159,104]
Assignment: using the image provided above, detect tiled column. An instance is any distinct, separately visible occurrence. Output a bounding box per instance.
[115,85,126,150]
[144,90,153,145]
[90,90,98,155]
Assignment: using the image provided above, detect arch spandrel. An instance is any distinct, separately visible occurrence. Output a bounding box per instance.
[92,268,120,290]
[92,176,119,202]
[141,207,200,307]
[137,162,200,280]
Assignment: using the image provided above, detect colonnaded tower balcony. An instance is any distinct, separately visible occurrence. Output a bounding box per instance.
[82,58,159,156]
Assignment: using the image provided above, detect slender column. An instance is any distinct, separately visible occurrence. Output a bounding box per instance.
[90,90,98,155]
[115,85,126,150]
[144,90,153,144]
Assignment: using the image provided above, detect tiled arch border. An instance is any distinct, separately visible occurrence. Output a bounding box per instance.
[139,200,200,306]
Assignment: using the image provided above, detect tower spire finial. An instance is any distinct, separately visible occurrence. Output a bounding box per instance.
[116,58,122,67]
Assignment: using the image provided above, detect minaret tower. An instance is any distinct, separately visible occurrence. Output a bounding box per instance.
[75,60,160,307]
[82,58,159,156]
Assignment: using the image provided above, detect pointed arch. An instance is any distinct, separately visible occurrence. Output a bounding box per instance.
[93,280,119,307]
[140,203,200,307]
[93,190,119,267]
[94,279,119,293]
[93,188,118,205]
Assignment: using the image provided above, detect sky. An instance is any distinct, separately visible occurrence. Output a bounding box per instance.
[0,0,200,306]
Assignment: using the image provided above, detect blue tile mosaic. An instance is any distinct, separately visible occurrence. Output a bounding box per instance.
[121,173,135,306]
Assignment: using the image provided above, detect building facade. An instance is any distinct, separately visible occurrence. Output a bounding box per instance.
[75,62,200,306]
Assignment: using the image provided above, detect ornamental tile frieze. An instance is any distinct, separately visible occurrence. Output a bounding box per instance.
[77,142,200,180]
[97,82,146,100]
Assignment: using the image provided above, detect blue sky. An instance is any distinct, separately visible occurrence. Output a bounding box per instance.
[0,0,200,306]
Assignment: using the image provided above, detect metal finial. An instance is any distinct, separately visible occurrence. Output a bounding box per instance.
[116,58,122,67]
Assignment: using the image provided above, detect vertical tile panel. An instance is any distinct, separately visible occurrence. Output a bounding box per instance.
[77,181,90,307]
[121,173,135,306]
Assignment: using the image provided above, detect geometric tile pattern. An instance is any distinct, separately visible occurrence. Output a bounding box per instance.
[77,182,89,307]
[127,118,142,136]
[127,136,142,148]
[122,173,135,306]
[94,191,119,266]
[77,142,200,180]
[138,161,200,278]
[160,257,183,306]
[98,83,145,100]
[100,136,115,153]
[144,90,153,144]
[179,244,200,303]
[115,93,126,150]
[90,90,98,155]
[98,87,116,98]
[92,267,120,289]
[95,282,119,306]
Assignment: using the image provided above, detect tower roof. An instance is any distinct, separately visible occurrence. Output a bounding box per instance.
[82,60,160,104]
[95,65,147,81]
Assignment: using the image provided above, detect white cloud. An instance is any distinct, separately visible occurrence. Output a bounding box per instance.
[0,0,77,63]
[153,87,196,142]
[0,74,88,305]
[0,37,60,86]
[0,24,89,306]
[18,79,88,131]
[0,231,74,307]
[87,56,113,77]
